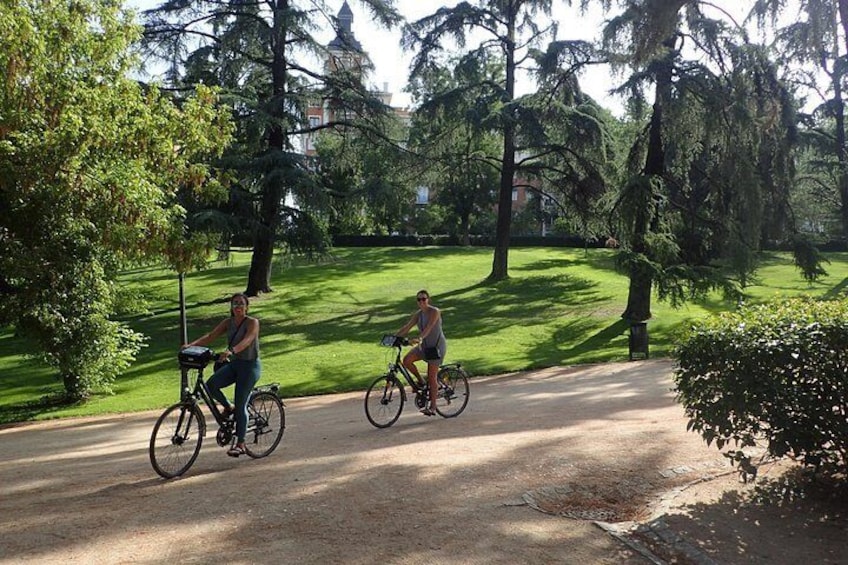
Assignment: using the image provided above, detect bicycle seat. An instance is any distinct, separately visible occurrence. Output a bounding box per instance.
[178,346,214,369]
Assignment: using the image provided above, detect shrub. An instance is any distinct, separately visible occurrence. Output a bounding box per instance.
[673,297,848,477]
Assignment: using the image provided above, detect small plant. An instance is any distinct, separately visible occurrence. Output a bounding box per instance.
[673,297,848,478]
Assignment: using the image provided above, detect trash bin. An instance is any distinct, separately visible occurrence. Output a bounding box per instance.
[629,321,649,360]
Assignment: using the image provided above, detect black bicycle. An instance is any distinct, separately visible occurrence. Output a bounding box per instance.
[149,346,286,478]
[364,334,470,428]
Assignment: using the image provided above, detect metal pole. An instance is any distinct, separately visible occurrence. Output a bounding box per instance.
[178,272,189,398]
[178,272,188,345]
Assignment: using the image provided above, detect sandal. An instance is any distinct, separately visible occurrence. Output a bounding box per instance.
[420,408,436,417]
[227,445,245,457]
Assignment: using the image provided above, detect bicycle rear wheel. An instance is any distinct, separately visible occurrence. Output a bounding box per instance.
[244,391,285,458]
[149,402,205,478]
[365,374,404,428]
[435,366,470,418]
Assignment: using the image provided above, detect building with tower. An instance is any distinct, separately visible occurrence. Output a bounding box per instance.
[303,1,409,155]
[306,1,537,231]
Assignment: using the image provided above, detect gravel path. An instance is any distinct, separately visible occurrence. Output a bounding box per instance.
[0,359,841,564]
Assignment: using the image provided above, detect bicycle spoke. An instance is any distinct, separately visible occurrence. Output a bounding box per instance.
[434,367,470,418]
[244,392,285,458]
[149,403,204,478]
[365,375,404,428]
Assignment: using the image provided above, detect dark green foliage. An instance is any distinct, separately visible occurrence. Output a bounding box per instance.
[140,0,402,294]
[674,297,848,477]
[792,236,830,282]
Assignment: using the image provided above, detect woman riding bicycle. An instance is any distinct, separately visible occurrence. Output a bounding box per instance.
[396,289,447,416]
[182,293,261,457]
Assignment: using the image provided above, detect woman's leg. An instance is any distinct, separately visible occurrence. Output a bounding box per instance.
[207,364,236,409]
[403,349,424,384]
[233,360,261,444]
[426,361,439,410]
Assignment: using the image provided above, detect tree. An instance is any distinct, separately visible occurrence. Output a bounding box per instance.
[406,55,502,243]
[0,1,233,400]
[141,0,401,295]
[315,114,417,235]
[752,0,848,237]
[600,1,799,320]
[403,0,612,279]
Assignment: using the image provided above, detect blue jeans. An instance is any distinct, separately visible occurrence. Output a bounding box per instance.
[207,358,261,442]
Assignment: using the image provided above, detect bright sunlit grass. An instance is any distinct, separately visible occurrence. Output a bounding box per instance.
[1,247,846,423]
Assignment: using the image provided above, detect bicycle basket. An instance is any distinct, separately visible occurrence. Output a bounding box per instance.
[380,334,400,347]
[178,346,214,369]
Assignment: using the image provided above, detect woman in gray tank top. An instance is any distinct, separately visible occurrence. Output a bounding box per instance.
[397,289,447,416]
[182,292,261,457]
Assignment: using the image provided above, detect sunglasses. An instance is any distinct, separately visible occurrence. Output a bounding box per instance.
[416,296,428,302]
[231,302,247,308]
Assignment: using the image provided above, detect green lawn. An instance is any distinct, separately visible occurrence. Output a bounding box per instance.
[1,246,846,423]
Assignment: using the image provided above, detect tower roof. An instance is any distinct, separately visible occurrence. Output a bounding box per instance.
[328,0,362,52]
[338,1,353,18]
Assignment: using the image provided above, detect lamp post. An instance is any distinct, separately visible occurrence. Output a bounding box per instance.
[178,272,187,345]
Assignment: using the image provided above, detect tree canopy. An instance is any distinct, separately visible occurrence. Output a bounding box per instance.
[140,0,402,295]
[0,0,233,399]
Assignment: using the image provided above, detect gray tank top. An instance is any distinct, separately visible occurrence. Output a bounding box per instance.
[417,308,445,350]
[228,317,259,361]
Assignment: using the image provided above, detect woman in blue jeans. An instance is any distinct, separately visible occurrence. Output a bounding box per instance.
[183,293,261,457]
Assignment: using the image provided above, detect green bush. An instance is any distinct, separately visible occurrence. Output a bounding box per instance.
[673,297,848,477]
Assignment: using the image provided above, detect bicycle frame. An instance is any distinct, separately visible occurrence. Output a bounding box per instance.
[385,343,425,399]
[385,341,462,398]
[180,366,229,428]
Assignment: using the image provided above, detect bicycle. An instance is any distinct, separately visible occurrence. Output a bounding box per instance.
[149,345,286,479]
[364,334,470,428]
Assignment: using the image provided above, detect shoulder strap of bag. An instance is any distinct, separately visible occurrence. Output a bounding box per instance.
[228,318,247,349]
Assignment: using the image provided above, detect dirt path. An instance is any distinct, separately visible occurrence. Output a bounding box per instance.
[0,360,844,564]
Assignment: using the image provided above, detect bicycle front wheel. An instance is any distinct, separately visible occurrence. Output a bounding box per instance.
[435,366,470,418]
[149,402,205,479]
[244,391,285,459]
[365,374,404,428]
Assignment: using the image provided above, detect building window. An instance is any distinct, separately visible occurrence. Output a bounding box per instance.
[512,189,518,201]
[306,116,322,150]
[416,186,429,205]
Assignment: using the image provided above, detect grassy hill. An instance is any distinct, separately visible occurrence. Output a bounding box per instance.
[1,246,846,423]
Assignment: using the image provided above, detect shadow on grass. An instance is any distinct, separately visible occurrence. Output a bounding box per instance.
[822,276,848,300]
[550,318,631,362]
[0,393,85,426]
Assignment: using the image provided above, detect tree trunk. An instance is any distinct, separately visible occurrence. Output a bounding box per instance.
[835,86,848,238]
[246,2,288,296]
[489,11,517,281]
[246,212,276,295]
[622,41,674,321]
[62,372,88,401]
[490,135,515,280]
[460,212,471,245]
[835,0,848,236]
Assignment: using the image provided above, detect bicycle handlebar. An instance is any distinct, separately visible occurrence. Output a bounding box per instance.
[380,334,410,348]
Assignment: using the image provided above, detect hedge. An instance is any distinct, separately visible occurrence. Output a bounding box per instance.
[673,297,848,477]
[331,234,607,248]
